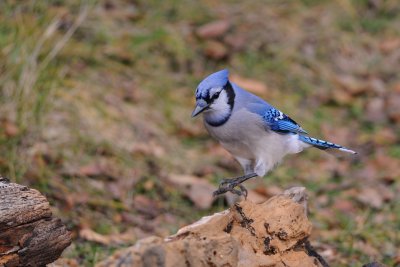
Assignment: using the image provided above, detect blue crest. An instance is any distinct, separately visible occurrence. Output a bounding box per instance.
[196,69,229,99]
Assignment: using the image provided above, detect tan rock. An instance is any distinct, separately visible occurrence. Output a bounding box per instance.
[97,187,326,267]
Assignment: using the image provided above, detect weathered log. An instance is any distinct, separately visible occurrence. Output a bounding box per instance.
[97,187,329,267]
[0,177,71,267]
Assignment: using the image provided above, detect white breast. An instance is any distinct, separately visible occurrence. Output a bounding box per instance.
[204,108,308,177]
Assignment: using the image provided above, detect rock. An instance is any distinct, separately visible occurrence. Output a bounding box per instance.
[97,187,328,267]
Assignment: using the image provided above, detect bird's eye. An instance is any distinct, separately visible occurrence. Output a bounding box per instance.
[212,91,220,100]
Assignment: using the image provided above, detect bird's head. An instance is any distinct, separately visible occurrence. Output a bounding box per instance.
[191,69,235,118]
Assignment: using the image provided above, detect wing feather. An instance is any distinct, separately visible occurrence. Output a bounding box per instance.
[247,104,307,134]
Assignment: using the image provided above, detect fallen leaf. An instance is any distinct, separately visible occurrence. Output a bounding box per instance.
[331,88,353,105]
[356,187,385,209]
[373,149,400,182]
[2,119,19,137]
[393,82,400,93]
[203,40,228,60]
[386,92,400,123]
[334,75,369,96]
[107,169,139,201]
[167,174,215,209]
[230,74,268,95]
[132,195,162,219]
[49,258,80,267]
[379,38,400,54]
[332,199,356,214]
[79,228,135,245]
[364,97,387,123]
[354,241,379,257]
[372,128,397,145]
[196,20,231,39]
[79,163,104,177]
[131,141,165,158]
[224,33,247,51]
[253,185,283,198]
[121,212,157,232]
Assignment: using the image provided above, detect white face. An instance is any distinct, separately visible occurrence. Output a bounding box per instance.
[204,88,231,122]
[209,89,229,111]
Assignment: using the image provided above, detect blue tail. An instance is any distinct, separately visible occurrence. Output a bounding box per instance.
[299,135,356,154]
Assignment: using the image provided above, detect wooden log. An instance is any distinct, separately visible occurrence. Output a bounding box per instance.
[0,177,71,267]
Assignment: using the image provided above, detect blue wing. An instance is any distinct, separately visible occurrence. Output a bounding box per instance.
[247,103,307,135]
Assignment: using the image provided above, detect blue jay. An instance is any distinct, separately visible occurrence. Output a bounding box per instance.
[192,69,356,197]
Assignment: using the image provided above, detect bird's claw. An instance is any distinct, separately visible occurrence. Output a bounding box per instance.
[213,178,248,199]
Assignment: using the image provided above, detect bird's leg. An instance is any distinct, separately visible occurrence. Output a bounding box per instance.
[213,173,258,198]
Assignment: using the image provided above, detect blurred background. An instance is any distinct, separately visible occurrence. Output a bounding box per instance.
[0,0,399,266]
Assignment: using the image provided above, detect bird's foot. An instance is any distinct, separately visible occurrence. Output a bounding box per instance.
[213,173,258,198]
[213,179,248,198]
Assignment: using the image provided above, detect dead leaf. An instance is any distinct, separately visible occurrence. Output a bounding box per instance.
[107,169,139,201]
[373,149,400,182]
[364,97,387,123]
[372,128,397,145]
[356,187,385,209]
[131,141,165,158]
[379,38,400,54]
[79,228,135,245]
[230,74,268,95]
[386,92,400,123]
[253,185,283,198]
[79,163,104,177]
[77,161,117,180]
[354,241,379,257]
[331,88,353,105]
[49,258,79,267]
[393,82,400,93]
[121,212,157,232]
[132,195,162,219]
[224,33,247,51]
[196,20,231,39]
[2,119,19,137]
[334,75,369,96]
[332,199,356,214]
[167,174,215,209]
[203,40,228,60]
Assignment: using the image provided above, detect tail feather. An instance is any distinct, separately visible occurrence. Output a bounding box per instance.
[299,135,357,154]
